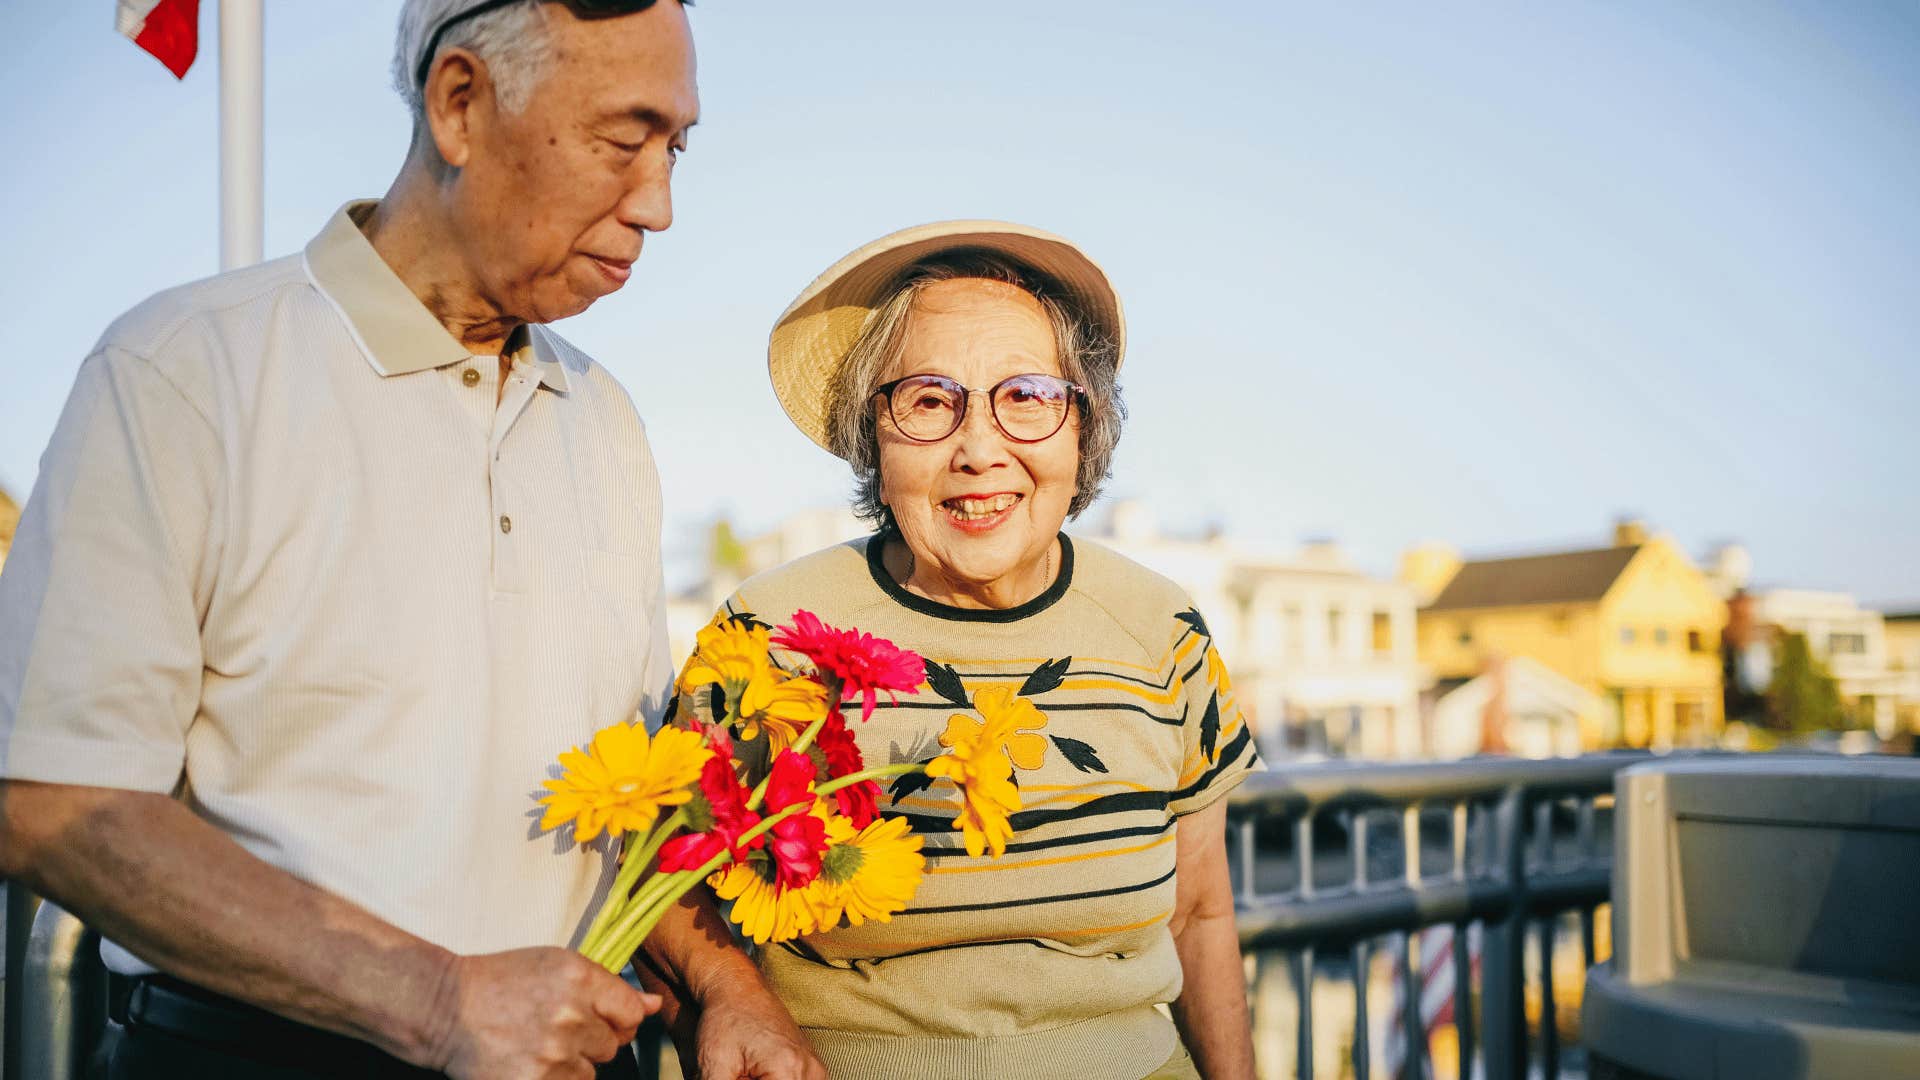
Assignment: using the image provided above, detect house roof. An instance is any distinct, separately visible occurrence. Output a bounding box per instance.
[1425,545,1640,612]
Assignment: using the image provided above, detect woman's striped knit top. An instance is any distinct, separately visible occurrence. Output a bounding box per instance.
[707,532,1261,1080]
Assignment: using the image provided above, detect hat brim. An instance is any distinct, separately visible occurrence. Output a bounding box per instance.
[767,220,1125,455]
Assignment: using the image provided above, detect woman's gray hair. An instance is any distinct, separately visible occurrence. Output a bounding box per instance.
[825,250,1126,528]
[391,0,554,119]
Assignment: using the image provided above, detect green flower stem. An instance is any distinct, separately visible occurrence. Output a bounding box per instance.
[585,864,692,968]
[579,808,687,957]
[816,761,923,796]
[742,711,832,813]
[590,799,813,971]
[786,711,832,758]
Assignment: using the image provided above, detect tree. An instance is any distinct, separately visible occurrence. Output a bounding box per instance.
[1765,632,1847,732]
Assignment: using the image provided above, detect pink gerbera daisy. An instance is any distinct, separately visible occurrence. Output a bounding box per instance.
[772,610,926,722]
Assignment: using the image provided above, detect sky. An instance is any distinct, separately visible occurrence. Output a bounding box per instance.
[1,1,1915,606]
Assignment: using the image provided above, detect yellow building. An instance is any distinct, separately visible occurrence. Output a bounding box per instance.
[1411,522,1726,750]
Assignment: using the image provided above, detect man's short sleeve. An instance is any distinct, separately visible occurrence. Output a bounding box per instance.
[1167,606,1263,818]
[0,349,222,792]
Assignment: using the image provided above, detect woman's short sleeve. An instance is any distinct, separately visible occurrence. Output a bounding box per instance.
[1167,605,1263,817]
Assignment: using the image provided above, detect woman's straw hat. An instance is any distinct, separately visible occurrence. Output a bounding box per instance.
[767,220,1126,455]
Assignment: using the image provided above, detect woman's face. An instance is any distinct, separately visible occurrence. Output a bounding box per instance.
[877,278,1082,608]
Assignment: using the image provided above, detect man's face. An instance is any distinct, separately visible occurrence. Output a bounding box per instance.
[451,2,699,324]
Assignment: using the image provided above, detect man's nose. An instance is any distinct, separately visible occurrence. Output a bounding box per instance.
[614,152,674,234]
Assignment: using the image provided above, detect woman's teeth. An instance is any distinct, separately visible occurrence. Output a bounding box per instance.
[944,494,1021,521]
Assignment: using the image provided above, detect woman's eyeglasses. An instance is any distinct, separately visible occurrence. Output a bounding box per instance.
[873,373,1086,444]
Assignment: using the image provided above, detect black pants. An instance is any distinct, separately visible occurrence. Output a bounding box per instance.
[108,976,643,1080]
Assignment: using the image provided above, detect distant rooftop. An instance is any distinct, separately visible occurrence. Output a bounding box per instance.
[1425,545,1640,612]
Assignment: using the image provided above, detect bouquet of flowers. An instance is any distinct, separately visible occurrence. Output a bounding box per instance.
[535,611,1023,969]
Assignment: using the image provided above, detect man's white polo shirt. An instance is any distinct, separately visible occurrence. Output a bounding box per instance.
[0,202,673,972]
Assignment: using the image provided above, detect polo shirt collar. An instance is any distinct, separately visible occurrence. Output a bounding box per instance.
[303,200,573,394]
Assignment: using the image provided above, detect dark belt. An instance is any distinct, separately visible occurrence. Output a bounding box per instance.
[112,974,642,1079]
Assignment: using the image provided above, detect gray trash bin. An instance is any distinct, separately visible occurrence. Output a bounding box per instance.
[1583,756,1920,1080]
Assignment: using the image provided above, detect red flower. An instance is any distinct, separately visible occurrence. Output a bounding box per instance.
[772,610,926,722]
[767,809,828,889]
[764,750,817,813]
[658,755,762,873]
[815,714,879,828]
[761,750,828,888]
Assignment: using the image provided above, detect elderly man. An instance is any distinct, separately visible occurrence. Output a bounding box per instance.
[0,2,821,1078]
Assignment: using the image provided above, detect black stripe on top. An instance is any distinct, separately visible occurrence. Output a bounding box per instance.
[899,864,1177,916]
[864,532,1076,623]
[916,821,1173,861]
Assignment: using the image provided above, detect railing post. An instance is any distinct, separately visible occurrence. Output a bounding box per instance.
[1481,785,1529,1080]
[19,901,106,1080]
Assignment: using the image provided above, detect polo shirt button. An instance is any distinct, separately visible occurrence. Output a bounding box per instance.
[499,515,512,534]
[462,368,481,387]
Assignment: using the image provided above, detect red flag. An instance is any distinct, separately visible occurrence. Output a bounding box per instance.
[118,0,202,79]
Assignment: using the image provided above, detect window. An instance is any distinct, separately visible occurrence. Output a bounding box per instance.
[1285,606,1303,656]
[1830,633,1868,656]
[1372,611,1393,656]
[1654,627,1670,646]
[1457,623,1474,647]
[1619,627,1637,645]
[1327,608,1344,652]
[1688,629,1706,653]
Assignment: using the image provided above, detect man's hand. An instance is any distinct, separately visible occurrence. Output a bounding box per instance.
[427,947,661,1080]
[692,979,826,1080]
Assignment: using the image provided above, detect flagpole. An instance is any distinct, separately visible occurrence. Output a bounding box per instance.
[219,0,263,270]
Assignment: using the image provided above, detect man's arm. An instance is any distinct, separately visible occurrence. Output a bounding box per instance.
[1168,798,1257,1080]
[0,779,657,1078]
[637,891,826,1080]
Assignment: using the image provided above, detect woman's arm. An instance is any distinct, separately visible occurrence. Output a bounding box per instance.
[1168,798,1256,1079]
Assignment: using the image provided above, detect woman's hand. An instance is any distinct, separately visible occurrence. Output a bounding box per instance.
[1168,799,1257,1080]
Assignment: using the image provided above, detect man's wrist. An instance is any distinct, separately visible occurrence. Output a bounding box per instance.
[375,942,462,1068]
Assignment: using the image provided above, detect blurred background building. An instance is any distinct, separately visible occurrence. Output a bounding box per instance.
[1407,519,1726,752]
[662,506,1920,763]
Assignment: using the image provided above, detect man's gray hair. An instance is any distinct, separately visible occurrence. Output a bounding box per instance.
[391,0,554,118]
[825,251,1126,528]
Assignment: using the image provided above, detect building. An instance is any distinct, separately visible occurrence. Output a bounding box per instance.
[1884,612,1920,735]
[1427,656,1608,760]
[1090,502,1425,760]
[1751,590,1913,739]
[1411,520,1726,750]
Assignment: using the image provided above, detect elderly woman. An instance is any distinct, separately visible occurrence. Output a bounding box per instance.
[698,222,1260,1080]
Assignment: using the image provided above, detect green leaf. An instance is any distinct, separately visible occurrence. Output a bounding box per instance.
[925,661,971,707]
[1017,656,1073,697]
[1050,734,1109,774]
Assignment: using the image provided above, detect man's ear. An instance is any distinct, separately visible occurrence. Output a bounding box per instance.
[422,48,491,169]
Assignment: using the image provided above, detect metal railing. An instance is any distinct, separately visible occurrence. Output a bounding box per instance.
[7,754,1638,1080]
[1227,753,1637,1079]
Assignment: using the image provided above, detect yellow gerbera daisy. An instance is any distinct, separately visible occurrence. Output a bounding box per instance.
[736,670,831,754]
[538,723,710,843]
[925,685,1044,858]
[709,856,820,945]
[808,813,926,931]
[678,617,773,703]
